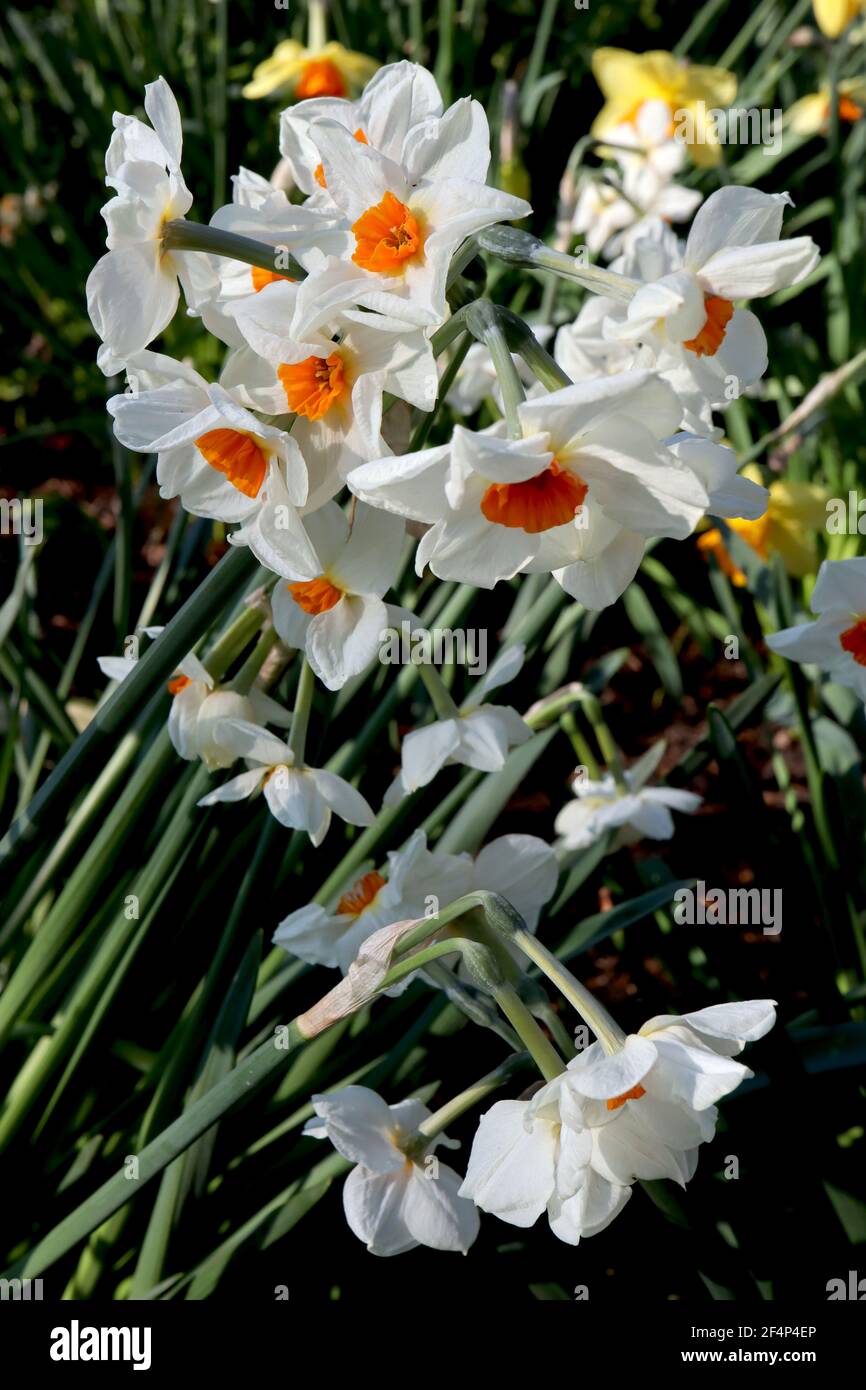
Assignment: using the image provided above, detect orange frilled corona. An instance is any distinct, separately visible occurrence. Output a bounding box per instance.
[480,461,588,534]
[315,127,368,189]
[606,1083,647,1112]
[193,429,268,498]
[295,58,346,100]
[287,575,344,615]
[250,266,295,293]
[683,295,734,357]
[278,353,348,421]
[352,191,422,274]
[336,870,386,916]
[840,617,866,667]
[167,674,192,695]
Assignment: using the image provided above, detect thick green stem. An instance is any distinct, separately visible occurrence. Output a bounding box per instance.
[477,225,639,302]
[493,982,565,1080]
[512,932,627,1055]
[163,220,306,280]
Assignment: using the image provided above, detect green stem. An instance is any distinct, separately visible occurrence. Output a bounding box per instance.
[560,710,601,777]
[514,326,572,391]
[288,657,316,763]
[581,693,627,788]
[416,660,461,720]
[512,933,627,1055]
[464,300,525,438]
[493,982,565,1080]
[162,220,306,280]
[2,1020,307,1281]
[229,625,279,696]
[477,226,639,302]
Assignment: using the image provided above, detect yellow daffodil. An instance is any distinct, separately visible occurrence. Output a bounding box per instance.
[787,78,866,135]
[590,48,736,167]
[698,467,828,584]
[243,39,378,102]
[813,0,866,39]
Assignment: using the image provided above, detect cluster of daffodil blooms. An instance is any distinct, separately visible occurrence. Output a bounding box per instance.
[86,28,865,1252]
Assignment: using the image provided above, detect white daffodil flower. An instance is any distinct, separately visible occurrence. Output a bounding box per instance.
[274,828,556,973]
[163,652,292,771]
[459,1083,631,1245]
[577,222,725,437]
[555,741,702,851]
[599,98,691,180]
[86,77,215,366]
[382,644,532,806]
[266,500,405,691]
[274,827,472,970]
[305,1085,479,1256]
[349,370,710,607]
[197,718,374,845]
[609,188,819,390]
[571,165,701,260]
[279,59,444,206]
[766,557,866,702]
[461,998,775,1241]
[558,1000,777,1188]
[106,350,308,525]
[198,166,346,347]
[285,104,530,330]
[221,281,437,502]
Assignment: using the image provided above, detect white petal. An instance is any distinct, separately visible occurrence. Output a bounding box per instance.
[308,767,376,828]
[459,1100,557,1226]
[647,1000,777,1048]
[348,445,451,523]
[329,502,405,596]
[700,236,819,300]
[554,528,645,610]
[810,556,866,616]
[566,1035,657,1099]
[310,1086,405,1171]
[342,1166,417,1255]
[401,1163,480,1253]
[197,767,264,806]
[87,245,179,359]
[399,719,462,791]
[686,188,793,268]
[472,834,558,928]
